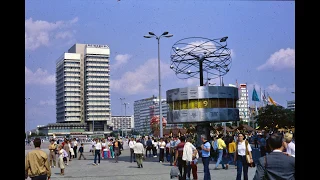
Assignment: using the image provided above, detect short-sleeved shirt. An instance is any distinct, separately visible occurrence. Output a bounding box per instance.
[237,141,252,156]
[201,142,211,157]
[176,142,185,157]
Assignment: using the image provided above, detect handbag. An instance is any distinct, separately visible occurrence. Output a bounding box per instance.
[245,140,253,166]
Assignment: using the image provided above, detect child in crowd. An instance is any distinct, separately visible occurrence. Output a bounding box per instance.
[78,143,86,160]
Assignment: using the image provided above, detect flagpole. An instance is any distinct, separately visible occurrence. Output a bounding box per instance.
[260,87,262,108]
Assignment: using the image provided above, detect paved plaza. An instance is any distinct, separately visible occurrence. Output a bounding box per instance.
[25,142,258,180]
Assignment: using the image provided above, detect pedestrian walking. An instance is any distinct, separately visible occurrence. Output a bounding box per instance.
[78,143,86,160]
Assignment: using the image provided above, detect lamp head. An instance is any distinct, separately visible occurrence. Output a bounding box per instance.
[162,32,169,35]
[149,32,155,35]
[163,34,173,38]
[220,36,228,42]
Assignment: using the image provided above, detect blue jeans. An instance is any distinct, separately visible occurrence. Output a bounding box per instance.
[215,149,225,168]
[94,150,101,164]
[202,157,211,180]
[227,153,235,165]
[236,155,249,180]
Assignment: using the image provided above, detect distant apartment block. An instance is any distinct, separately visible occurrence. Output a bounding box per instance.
[111,115,134,131]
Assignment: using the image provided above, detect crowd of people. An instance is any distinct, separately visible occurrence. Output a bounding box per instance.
[25,130,295,180]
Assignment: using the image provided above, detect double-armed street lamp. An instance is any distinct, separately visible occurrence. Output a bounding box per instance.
[25,97,31,141]
[123,102,129,137]
[119,97,125,137]
[144,31,173,138]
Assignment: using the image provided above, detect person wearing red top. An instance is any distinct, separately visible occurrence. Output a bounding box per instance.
[173,136,187,180]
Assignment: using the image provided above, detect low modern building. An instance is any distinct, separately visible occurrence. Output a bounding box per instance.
[111,115,134,135]
[287,100,295,111]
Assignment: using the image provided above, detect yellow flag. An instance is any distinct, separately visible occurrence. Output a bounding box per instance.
[268,96,276,106]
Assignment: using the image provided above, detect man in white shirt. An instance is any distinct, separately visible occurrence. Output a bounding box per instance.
[133,139,145,168]
[129,137,136,162]
[93,139,102,165]
[73,138,78,159]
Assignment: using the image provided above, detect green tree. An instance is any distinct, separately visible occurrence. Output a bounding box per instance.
[256,105,295,131]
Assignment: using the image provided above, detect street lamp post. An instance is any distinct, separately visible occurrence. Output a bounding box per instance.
[144,31,173,138]
[119,98,125,137]
[123,102,129,137]
[25,97,31,141]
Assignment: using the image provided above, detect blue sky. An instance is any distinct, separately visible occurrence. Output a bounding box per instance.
[25,0,295,131]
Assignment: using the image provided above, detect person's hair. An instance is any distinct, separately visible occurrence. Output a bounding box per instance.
[187,137,193,142]
[33,138,41,148]
[201,134,207,140]
[284,132,293,142]
[238,133,246,140]
[81,143,84,146]
[268,132,283,149]
[136,139,140,143]
[179,136,186,142]
[218,134,223,138]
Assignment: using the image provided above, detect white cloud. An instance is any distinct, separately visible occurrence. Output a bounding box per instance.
[25,66,55,85]
[266,84,286,93]
[230,49,235,59]
[39,99,55,106]
[25,17,78,50]
[257,48,295,71]
[111,58,173,95]
[112,54,132,69]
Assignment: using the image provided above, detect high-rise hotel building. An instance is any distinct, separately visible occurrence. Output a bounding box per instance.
[237,83,250,122]
[56,44,111,133]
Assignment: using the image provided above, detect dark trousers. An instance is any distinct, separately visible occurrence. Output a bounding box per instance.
[152,146,157,156]
[31,174,47,180]
[78,152,86,159]
[236,155,249,180]
[159,148,165,162]
[94,150,101,164]
[170,148,175,165]
[166,147,170,162]
[146,146,152,157]
[73,146,77,158]
[191,161,198,180]
[202,157,211,180]
[130,148,136,162]
[177,157,187,180]
[186,161,198,180]
[260,146,266,157]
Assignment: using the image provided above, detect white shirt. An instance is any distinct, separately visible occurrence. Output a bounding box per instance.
[237,141,252,156]
[95,142,102,150]
[101,142,107,148]
[166,142,171,148]
[73,140,78,147]
[158,141,166,149]
[286,141,295,157]
[153,141,158,149]
[129,140,136,149]
[182,142,197,162]
[133,142,144,154]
